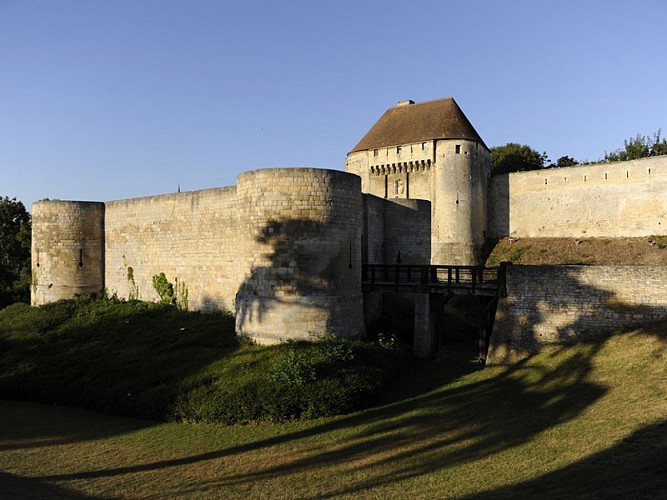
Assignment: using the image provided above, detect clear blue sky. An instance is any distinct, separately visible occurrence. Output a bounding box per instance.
[2,0,666,209]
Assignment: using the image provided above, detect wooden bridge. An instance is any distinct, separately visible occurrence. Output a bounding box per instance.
[361,263,508,363]
[362,264,505,296]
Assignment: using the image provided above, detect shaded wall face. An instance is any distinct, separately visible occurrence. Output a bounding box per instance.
[31,201,105,305]
[104,187,241,312]
[488,264,667,363]
[363,195,431,265]
[488,156,667,239]
[235,169,365,344]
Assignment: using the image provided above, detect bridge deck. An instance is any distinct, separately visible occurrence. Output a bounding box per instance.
[362,264,504,297]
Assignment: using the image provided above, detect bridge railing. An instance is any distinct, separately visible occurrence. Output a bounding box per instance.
[362,264,504,294]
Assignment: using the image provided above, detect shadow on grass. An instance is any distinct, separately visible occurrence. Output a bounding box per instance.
[471,419,667,499]
[1,328,665,497]
[0,471,97,499]
[1,267,665,497]
[2,344,608,486]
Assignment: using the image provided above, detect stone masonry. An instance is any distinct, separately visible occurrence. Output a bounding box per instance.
[488,264,667,362]
[31,97,667,350]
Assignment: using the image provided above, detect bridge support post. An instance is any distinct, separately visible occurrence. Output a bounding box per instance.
[414,293,437,358]
[477,296,500,364]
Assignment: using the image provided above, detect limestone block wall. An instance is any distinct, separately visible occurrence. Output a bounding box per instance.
[488,264,667,362]
[363,194,386,265]
[488,155,667,239]
[362,195,431,265]
[31,201,105,304]
[234,168,365,344]
[104,186,241,312]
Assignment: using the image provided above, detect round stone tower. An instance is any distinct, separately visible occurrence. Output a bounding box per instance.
[31,200,105,305]
[234,168,365,344]
[431,138,489,265]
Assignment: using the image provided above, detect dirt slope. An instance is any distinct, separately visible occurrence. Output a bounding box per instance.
[485,236,667,266]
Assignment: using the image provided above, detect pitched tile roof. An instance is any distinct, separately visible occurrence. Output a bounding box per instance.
[350,97,487,153]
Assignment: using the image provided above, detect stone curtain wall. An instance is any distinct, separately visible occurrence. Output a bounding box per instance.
[34,168,368,345]
[489,156,667,239]
[104,186,241,312]
[31,201,105,304]
[383,198,431,265]
[234,168,365,344]
[488,264,667,362]
[362,194,431,265]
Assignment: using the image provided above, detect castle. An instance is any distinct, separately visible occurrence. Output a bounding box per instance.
[31,98,667,352]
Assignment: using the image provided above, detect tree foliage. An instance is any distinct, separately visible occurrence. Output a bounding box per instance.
[0,197,31,308]
[490,143,549,175]
[554,155,578,168]
[604,129,667,162]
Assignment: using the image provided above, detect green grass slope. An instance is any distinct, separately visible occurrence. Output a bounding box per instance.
[0,298,404,424]
[0,321,665,498]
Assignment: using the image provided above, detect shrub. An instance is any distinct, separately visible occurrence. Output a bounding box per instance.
[152,273,175,305]
[0,297,406,425]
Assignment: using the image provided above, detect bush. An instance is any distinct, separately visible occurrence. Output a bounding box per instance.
[0,297,407,425]
[175,335,406,424]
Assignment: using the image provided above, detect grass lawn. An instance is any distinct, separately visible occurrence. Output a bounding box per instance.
[1,323,665,498]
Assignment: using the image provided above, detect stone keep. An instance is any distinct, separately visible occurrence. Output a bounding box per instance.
[346,98,490,265]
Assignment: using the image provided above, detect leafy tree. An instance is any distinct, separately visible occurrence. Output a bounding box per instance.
[490,143,549,175]
[554,156,578,168]
[604,129,667,162]
[0,197,31,308]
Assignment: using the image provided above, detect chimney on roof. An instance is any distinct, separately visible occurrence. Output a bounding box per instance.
[396,99,415,107]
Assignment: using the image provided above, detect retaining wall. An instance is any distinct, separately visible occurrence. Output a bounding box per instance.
[488,264,667,362]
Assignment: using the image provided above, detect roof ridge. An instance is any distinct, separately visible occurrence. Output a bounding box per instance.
[389,96,455,109]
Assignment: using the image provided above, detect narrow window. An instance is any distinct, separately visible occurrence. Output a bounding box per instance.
[373,149,378,157]
[584,175,587,182]
[545,178,548,185]
[605,172,608,180]
[455,145,461,154]
[648,168,652,175]
[396,146,402,155]
[79,249,84,267]
[626,171,629,178]
[421,142,427,151]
